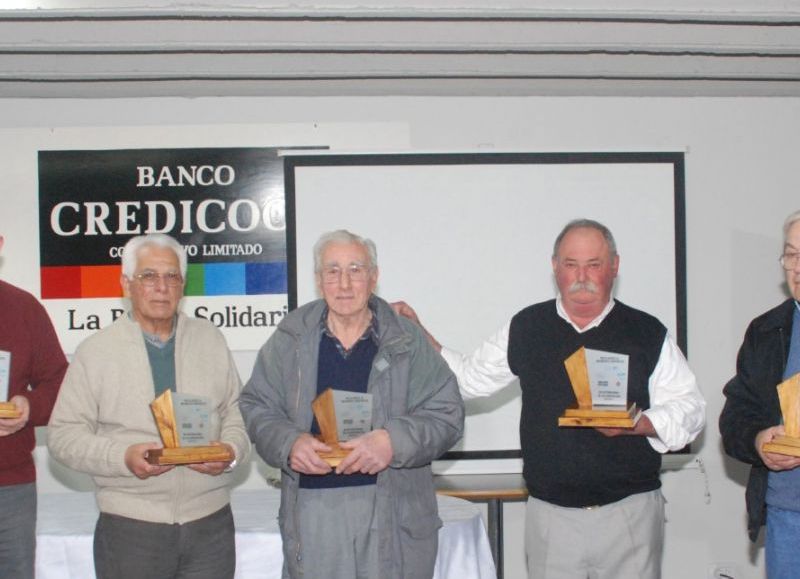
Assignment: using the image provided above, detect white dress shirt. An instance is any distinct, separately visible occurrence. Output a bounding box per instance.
[440,297,706,453]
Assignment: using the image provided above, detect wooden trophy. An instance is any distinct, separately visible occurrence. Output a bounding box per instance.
[558,346,641,428]
[146,390,233,465]
[0,402,20,419]
[0,351,20,419]
[311,388,372,467]
[0,402,22,418]
[762,374,800,457]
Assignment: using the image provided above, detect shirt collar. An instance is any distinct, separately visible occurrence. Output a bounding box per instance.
[320,303,379,347]
[130,311,177,348]
[555,295,615,333]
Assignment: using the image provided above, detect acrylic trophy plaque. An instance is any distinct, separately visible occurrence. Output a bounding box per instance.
[0,350,20,419]
[762,373,800,457]
[146,389,232,465]
[558,346,641,428]
[311,388,372,467]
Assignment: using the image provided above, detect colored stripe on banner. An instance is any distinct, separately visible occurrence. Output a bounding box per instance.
[41,262,286,299]
[41,265,123,299]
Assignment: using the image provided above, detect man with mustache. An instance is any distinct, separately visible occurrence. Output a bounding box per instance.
[395,218,705,579]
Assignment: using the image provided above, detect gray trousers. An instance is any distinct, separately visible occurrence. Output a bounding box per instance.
[525,489,665,579]
[291,485,379,579]
[0,482,36,579]
[94,504,236,579]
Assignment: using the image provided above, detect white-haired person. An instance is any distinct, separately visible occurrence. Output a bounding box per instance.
[49,233,250,579]
[240,229,464,579]
[721,209,800,579]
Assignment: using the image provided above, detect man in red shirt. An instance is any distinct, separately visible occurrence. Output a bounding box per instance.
[0,234,68,579]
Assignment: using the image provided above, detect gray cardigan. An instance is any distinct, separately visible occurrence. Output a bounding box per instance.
[240,295,464,579]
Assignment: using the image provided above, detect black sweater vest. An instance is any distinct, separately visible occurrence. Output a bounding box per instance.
[508,299,666,507]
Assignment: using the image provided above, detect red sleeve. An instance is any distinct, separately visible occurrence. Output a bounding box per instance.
[23,300,68,426]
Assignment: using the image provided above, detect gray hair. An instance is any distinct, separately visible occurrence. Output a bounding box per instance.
[120,233,187,278]
[552,218,618,259]
[784,210,800,243]
[313,229,378,271]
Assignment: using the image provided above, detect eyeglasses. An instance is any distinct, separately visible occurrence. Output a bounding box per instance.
[319,264,371,284]
[132,271,184,287]
[780,252,800,271]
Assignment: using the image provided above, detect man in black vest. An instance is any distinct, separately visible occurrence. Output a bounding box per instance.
[394,218,706,579]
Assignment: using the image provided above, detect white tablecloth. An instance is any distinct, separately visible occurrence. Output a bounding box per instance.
[36,490,496,579]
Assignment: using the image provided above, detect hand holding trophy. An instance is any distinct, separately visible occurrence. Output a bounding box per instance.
[146,389,233,465]
[0,350,21,418]
[558,346,641,428]
[762,374,800,457]
[311,388,372,467]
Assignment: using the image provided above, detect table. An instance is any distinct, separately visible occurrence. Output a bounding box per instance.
[436,473,528,579]
[36,489,496,579]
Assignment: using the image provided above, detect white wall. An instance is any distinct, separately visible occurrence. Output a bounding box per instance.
[3,95,799,579]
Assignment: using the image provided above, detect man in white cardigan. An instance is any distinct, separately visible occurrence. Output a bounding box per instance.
[48,233,250,579]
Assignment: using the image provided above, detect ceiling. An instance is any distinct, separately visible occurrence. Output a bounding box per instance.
[2,1,800,98]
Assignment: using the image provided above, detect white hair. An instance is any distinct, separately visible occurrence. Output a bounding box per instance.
[313,229,378,271]
[120,234,187,278]
[784,210,800,244]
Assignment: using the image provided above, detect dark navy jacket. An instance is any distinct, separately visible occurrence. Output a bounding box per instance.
[720,298,794,541]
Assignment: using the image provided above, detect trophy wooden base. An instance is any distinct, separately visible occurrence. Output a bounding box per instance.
[763,435,800,457]
[315,439,350,467]
[558,403,641,428]
[146,445,233,466]
[0,402,21,419]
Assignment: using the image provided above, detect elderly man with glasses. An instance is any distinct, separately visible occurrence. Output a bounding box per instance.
[721,209,800,579]
[240,229,464,579]
[48,233,250,579]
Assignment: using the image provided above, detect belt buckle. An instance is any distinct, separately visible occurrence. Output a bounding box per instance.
[583,504,601,510]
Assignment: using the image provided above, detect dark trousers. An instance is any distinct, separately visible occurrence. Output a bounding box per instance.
[0,482,36,579]
[94,504,235,579]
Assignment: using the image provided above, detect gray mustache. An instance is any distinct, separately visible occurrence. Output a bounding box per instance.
[568,281,598,294]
